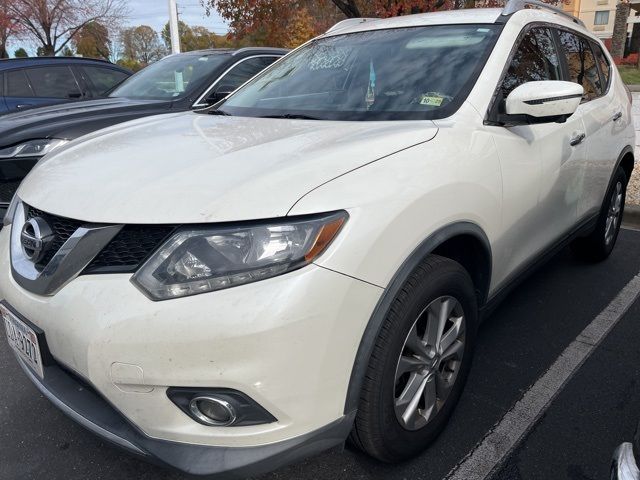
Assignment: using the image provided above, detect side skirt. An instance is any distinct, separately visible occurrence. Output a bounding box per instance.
[480,213,599,320]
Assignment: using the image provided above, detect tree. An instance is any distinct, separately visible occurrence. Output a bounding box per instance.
[9,0,127,56]
[116,57,143,72]
[121,25,165,65]
[0,0,23,58]
[612,0,630,59]
[14,47,28,57]
[161,21,222,51]
[200,0,456,46]
[61,45,74,56]
[73,21,110,59]
[201,0,342,47]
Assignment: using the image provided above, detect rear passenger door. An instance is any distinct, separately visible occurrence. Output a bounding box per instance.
[490,26,585,278]
[555,29,625,221]
[4,66,83,113]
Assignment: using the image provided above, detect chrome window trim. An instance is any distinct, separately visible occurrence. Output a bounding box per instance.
[191,54,282,108]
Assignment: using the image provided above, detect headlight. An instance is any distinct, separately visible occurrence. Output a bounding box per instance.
[0,139,68,159]
[132,211,348,300]
[2,195,19,226]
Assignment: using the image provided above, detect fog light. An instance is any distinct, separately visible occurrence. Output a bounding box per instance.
[168,387,276,426]
[189,396,237,426]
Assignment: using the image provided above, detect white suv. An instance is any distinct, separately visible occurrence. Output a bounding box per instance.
[1,1,634,476]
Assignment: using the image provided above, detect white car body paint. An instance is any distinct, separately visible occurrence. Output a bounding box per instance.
[0,6,635,475]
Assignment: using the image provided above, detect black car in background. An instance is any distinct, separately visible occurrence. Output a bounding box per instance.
[0,57,131,114]
[0,47,288,217]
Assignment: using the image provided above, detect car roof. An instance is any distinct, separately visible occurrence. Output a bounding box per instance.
[172,47,290,57]
[325,6,594,40]
[0,56,128,71]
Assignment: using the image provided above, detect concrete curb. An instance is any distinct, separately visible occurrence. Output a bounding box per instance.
[627,85,640,92]
[624,204,640,229]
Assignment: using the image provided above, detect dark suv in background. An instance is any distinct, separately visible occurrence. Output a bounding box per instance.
[0,47,288,217]
[0,57,131,114]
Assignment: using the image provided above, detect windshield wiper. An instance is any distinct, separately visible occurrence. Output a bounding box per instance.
[208,109,232,116]
[259,113,321,120]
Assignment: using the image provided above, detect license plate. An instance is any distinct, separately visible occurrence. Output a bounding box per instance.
[2,304,44,379]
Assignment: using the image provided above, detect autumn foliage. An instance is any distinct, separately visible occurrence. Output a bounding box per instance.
[202,0,458,48]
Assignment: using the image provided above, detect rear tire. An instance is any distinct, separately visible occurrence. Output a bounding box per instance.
[349,255,477,462]
[571,167,627,262]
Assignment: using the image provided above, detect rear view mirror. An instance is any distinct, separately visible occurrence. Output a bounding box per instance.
[501,81,584,126]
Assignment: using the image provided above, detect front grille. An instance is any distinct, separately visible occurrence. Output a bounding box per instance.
[25,205,175,274]
[0,180,20,203]
[27,206,84,269]
[84,225,175,273]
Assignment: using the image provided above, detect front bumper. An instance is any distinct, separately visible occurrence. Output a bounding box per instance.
[0,226,382,473]
[14,353,354,476]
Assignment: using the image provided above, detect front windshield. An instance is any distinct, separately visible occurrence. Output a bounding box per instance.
[221,25,500,121]
[111,53,229,100]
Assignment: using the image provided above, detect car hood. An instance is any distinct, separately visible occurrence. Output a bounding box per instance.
[19,111,438,224]
[0,97,172,146]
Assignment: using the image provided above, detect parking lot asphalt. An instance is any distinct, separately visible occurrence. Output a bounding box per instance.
[1,228,640,480]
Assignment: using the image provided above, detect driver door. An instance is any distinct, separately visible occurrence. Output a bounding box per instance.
[490,26,585,282]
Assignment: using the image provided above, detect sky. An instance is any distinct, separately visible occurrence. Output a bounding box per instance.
[7,0,229,57]
[127,0,229,35]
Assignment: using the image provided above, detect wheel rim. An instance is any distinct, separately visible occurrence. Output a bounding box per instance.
[605,181,623,246]
[393,296,466,431]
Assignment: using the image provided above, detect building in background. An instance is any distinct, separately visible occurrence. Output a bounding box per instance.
[562,0,639,51]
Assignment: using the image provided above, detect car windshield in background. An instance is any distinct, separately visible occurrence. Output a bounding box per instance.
[110,53,229,100]
[220,25,500,121]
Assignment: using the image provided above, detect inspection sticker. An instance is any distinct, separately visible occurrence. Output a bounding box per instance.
[419,94,444,107]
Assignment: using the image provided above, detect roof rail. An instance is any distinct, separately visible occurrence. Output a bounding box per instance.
[501,0,585,28]
[326,18,377,34]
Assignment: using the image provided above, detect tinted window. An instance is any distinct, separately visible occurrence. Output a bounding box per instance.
[25,66,81,98]
[502,28,560,95]
[111,53,229,100]
[557,30,601,101]
[218,56,278,90]
[6,70,34,97]
[592,42,611,92]
[222,25,500,121]
[82,66,129,96]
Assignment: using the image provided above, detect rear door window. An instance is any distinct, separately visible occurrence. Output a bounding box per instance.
[24,66,82,99]
[82,66,129,96]
[591,42,611,93]
[557,30,602,101]
[6,70,35,97]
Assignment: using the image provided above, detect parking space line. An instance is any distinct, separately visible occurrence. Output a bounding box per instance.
[445,273,640,480]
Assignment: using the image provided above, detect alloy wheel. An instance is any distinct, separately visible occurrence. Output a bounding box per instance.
[393,296,466,431]
[605,181,623,246]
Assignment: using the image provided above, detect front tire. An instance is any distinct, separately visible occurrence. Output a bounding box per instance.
[571,167,627,262]
[350,255,478,462]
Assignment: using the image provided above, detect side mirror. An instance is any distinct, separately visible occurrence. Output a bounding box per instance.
[206,84,236,105]
[501,81,584,126]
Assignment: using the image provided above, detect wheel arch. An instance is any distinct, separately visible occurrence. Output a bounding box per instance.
[617,145,635,183]
[344,221,492,415]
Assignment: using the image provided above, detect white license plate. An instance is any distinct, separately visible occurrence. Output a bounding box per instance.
[2,304,44,379]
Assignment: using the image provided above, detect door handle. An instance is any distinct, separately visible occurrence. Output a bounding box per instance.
[16,104,31,110]
[570,133,586,146]
[612,111,622,122]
